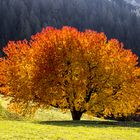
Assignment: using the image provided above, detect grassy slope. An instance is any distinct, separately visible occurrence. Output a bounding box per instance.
[0,98,140,140]
[0,98,21,121]
[0,120,140,140]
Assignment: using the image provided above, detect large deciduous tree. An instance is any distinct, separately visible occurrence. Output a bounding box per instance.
[0,27,139,120]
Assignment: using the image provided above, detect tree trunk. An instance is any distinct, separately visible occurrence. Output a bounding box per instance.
[71,109,83,120]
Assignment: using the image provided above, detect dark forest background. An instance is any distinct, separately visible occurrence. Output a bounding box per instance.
[0,0,140,60]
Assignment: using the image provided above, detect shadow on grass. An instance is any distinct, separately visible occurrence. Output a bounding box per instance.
[35,120,140,128]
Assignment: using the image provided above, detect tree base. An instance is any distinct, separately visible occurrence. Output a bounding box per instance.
[71,109,83,120]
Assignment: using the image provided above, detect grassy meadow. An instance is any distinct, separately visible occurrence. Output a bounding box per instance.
[0,98,140,140]
[0,120,140,140]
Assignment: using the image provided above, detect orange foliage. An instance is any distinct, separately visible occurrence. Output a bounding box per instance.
[0,27,139,120]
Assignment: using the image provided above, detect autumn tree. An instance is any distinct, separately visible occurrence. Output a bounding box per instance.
[0,27,139,120]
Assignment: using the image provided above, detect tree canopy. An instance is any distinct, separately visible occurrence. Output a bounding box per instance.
[0,27,140,120]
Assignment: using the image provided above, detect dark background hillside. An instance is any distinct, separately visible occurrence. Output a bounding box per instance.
[0,0,140,60]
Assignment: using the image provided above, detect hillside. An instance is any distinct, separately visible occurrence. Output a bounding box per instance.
[124,0,140,6]
[0,0,140,59]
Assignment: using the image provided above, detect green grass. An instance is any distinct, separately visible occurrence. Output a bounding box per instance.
[0,120,140,140]
[0,98,140,140]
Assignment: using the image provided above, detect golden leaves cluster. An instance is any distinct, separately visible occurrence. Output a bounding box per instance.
[0,26,139,118]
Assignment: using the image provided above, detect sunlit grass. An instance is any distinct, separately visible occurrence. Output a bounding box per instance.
[0,120,140,140]
[0,97,140,140]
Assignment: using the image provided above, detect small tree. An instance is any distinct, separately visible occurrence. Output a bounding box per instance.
[0,27,139,120]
